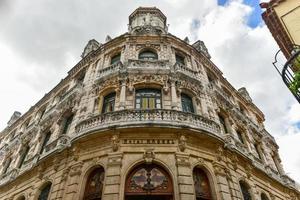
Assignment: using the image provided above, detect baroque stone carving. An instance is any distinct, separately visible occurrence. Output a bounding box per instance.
[178,135,187,152]
[143,148,155,164]
[111,134,120,152]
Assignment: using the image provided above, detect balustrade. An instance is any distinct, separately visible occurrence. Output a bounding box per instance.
[75,109,221,136]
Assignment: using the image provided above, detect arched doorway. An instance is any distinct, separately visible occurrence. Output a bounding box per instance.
[125,163,173,200]
[193,167,212,200]
[83,167,105,200]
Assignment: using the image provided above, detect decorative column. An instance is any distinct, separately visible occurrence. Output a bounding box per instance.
[64,162,84,199]
[171,81,179,110]
[212,161,232,200]
[102,152,123,200]
[175,152,194,200]
[119,81,126,110]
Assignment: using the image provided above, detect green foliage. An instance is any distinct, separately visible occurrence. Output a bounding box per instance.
[289,71,300,94]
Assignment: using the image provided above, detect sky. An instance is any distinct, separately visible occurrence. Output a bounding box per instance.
[0,0,299,183]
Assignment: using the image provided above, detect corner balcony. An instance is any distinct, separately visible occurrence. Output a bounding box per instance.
[173,62,202,80]
[273,45,300,103]
[40,135,71,159]
[75,109,221,137]
[96,61,123,81]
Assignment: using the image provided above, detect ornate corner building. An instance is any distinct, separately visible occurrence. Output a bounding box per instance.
[260,0,300,103]
[0,7,299,200]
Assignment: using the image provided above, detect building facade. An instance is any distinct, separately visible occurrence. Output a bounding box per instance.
[0,7,299,200]
[260,0,300,103]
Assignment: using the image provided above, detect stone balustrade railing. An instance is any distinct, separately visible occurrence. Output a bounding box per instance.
[58,83,84,106]
[173,62,201,80]
[96,61,123,81]
[42,135,71,157]
[75,109,221,136]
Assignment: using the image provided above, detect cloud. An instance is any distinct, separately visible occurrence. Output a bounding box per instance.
[0,0,299,183]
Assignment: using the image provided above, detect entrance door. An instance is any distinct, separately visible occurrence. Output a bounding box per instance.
[125,164,173,200]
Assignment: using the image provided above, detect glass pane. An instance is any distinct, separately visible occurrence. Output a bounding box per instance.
[102,93,116,113]
[111,54,121,65]
[149,98,155,109]
[38,183,52,200]
[139,51,158,60]
[142,98,148,109]
[181,94,194,113]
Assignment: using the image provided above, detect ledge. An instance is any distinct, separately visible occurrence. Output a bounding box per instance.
[75,109,221,137]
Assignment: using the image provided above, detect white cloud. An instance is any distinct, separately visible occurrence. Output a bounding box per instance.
[0,0,299,184]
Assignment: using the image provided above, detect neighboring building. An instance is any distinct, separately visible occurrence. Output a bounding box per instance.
[260,0,300,103]
[0,7,299,200]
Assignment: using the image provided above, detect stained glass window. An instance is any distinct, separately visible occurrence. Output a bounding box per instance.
[102,92,116,113]
[239,181,252,200]
[139,50,158,60]
[111,53,121,65]
[125,164,173,196]
[84,168,105,200]
[181,93,194,113]
[135,89,161,109]
[193,168,212,200]
[38,183,52,200]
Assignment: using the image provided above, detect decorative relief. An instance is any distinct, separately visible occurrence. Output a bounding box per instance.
[136,43,161,51]
[123,139,175,145]
[69,162,83,177]
[111,134,120,152]
[143,148,155,164]
[178,135,187,152]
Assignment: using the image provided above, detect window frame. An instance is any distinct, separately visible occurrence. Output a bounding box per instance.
[181,93,194,113]
[138,50,158,61]
[102,92,116,113]
[135,88,162,110]
[110,53,121,65]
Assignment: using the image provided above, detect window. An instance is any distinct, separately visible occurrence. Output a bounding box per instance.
[110,53,121,65]
[261,193,269,200]
[254,144,262,160]
[40,131,51,154]
[3,158,12,174]
[18,146,30,168]
[181,93,194,113]
[76,70,86,83]
[218,114,228,133]
[138,50,158,60]
[239,181,252,200]
[38,182,52,200]
[84,167,105,200]
[236,130,244,144]
[175,54,185,65]
[62,114,74,135]
[39,108,46,121]
[135,89,161,109]
[193,168,212,200]
[102,92,116,113]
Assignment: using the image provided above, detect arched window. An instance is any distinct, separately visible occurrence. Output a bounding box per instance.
[17,195,26,200]
[40,131,51,154]
[83,167,105,200]
[2,157,12,174]
[138,50,158,60]
[193,168,212,200]
[218,114,228,134]
[175,54,185,65]
[135,89,161,109]
[38,182,52,200]
[102,92,116,113]
[61,113,74,135]
[239,181,252,200]
[111,53,121,65]
[236,130,245,144]
[261,193,269,200]
[18,145,30,168]
[181,93,194,113]
[125,163,173,199]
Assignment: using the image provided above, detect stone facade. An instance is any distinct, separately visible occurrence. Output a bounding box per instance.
[0,7,299,200]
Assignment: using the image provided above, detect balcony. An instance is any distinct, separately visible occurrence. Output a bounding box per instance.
[173,62,201,80]
[127,59,169,70]
[96,61,123,81]
[41,135,71,158]
[75,109,221,137]
[57,82,84,108]
[273,45,300,103]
